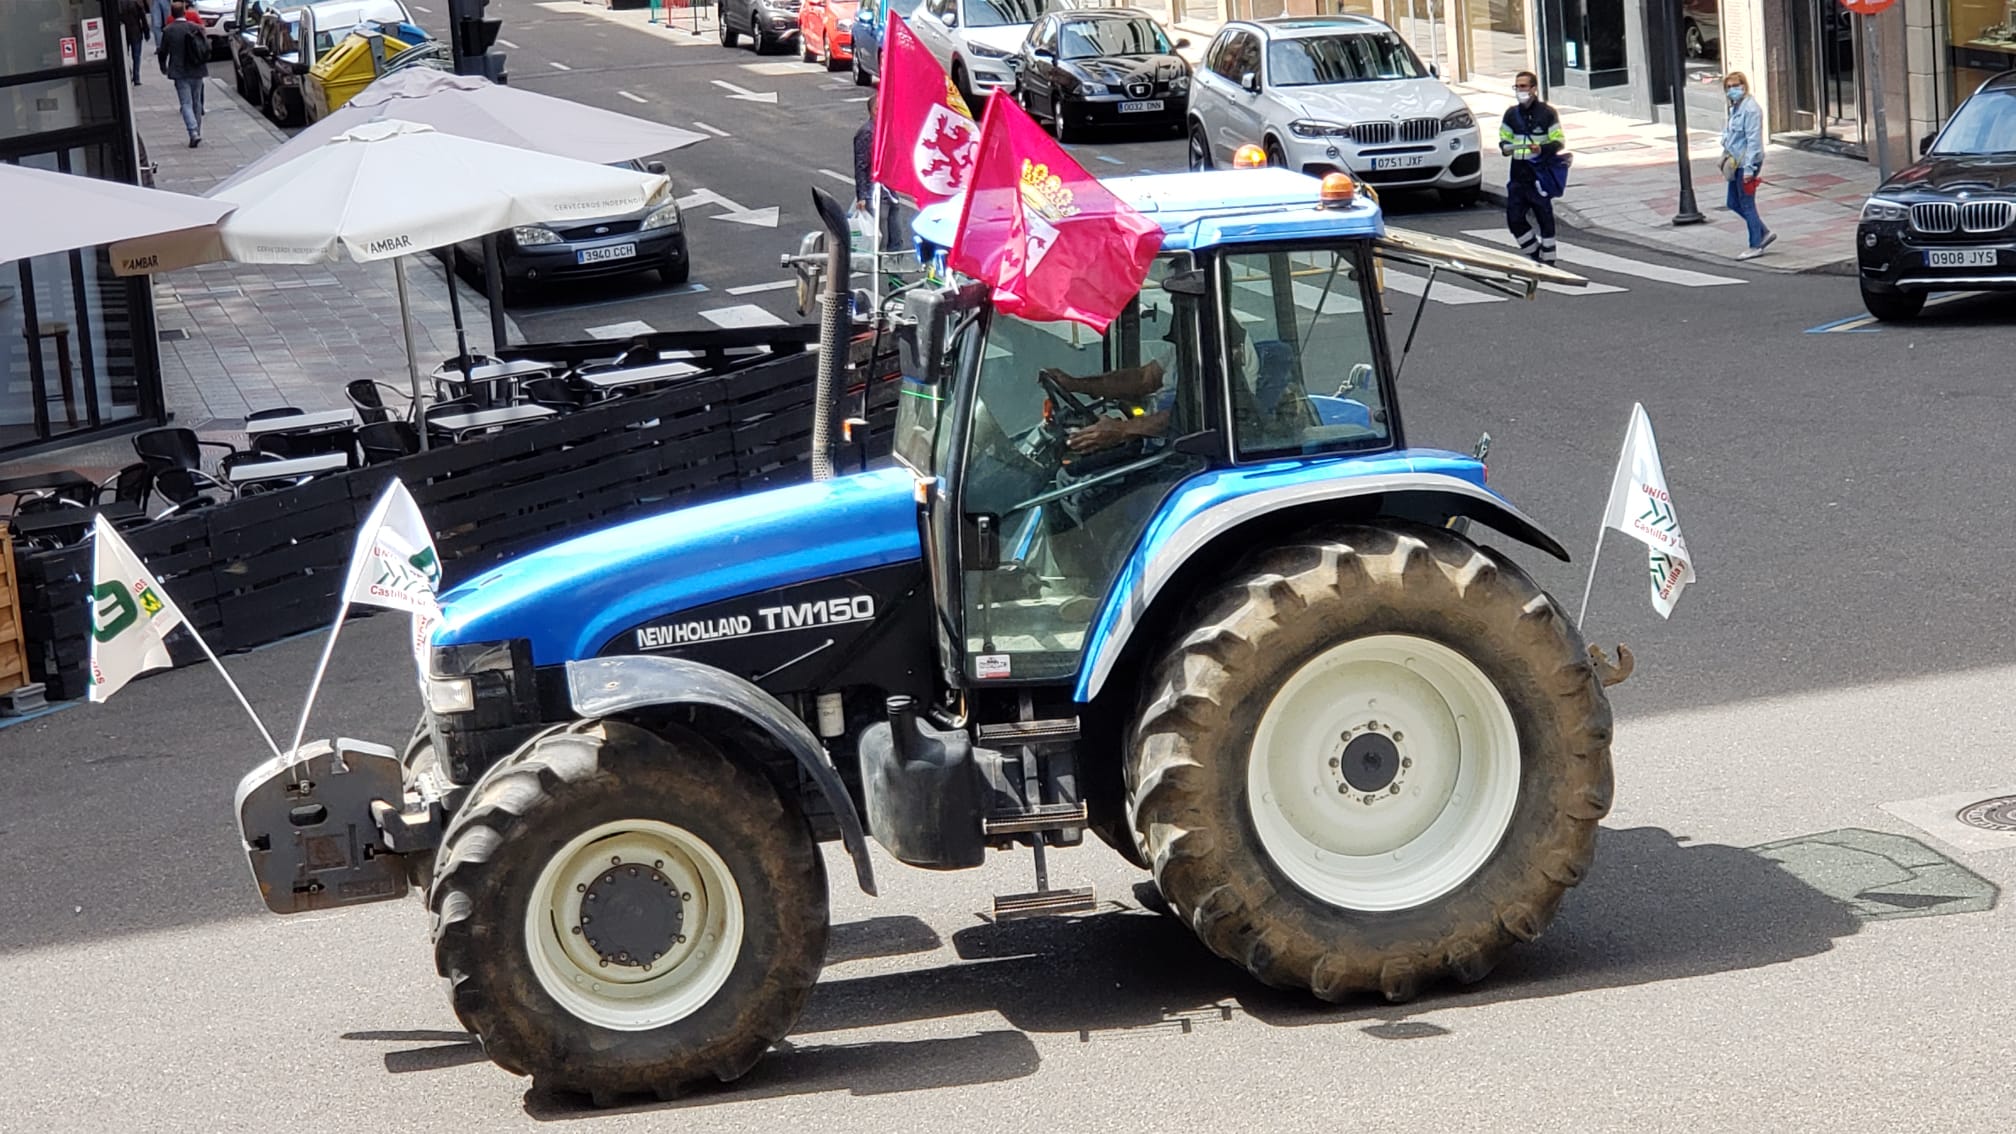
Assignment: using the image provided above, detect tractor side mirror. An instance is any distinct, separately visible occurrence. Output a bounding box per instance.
[898,285,965,384]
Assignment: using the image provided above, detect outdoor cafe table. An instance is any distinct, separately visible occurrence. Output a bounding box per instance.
[245,407,359,441]
[428,403,555,441]
[577,359,704,393]
[437,358,554,408]
[0,469,95,509]
[7,503,140,547]
[224,451,349,488]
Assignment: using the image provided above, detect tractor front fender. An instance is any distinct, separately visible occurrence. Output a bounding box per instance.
[566,655,877,895]
[1075,469,1569,702]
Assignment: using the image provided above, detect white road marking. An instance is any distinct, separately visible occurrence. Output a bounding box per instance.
[702,304,789,328]
[496,37,518,48]
[817,168,855,185]
[586,320,658,338]
[692,121,731,137]
[728,280,799,295]
[711,79,779,104]
[843,95,871,103]
[741,60,823,75]
[617,90,648,103]
[1378,267,1505,305]
[1095,155,1124,165]
[548,61,572,70]
[1459,229,1745,286]
[677,187,779,226]
[411,3,430,10]
[1542,279,1628,296]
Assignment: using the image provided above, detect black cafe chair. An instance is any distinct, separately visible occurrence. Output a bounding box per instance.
[95,463,156,523]
[153,467,228,518]
[346,378,413,426]
[521,376,585,413]
[134,427,236,478]
[357,420,420,465]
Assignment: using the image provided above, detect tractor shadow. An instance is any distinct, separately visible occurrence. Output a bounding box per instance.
[518,825,1861,1117]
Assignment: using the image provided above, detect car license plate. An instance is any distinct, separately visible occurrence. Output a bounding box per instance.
[1372,155,1426,170]
[1926,248,1997,268]
[1118,99,1165,113]
[578,244,637,265]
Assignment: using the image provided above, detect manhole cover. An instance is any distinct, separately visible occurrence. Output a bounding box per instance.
[1956,796,2016,832]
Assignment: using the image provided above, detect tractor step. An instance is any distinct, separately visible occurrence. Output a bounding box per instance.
[982,802,1089,836]
[976,717,1081,744]
[992,885,1097,921]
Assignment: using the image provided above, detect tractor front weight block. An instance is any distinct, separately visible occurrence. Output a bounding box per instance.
[235,738,418,915]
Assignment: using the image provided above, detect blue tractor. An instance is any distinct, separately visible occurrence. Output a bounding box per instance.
[238,167,1620,1103]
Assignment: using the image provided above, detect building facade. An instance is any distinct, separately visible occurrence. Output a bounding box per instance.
[3,0,164,458]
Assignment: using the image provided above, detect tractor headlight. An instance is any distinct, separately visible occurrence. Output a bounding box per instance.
[639,203,682,232]
[1442,108,1475,131]
[512,224,562,246]
[1290,118,1349,139]
[425,675,476,715]
[1860,196,1908,222]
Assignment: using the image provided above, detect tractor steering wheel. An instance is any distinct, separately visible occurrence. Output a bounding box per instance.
[1037,367,1107,429]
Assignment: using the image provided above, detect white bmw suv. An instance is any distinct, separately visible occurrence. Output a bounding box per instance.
[1187,16,1483,203]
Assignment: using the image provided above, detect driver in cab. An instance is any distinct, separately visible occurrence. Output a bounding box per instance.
[1037,318,1255,454]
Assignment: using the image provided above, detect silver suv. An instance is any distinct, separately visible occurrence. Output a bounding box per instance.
[1186,16,1482,203]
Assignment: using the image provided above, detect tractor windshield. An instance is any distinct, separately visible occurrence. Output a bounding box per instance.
[1218,243,1393,460]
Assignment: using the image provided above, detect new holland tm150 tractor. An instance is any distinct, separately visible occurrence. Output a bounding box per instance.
[237,166,1623,1103]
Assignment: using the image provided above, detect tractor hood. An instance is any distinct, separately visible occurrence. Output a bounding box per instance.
[434,467,923,666]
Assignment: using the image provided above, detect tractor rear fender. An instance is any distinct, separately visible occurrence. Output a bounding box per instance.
[1075,470,1569,703]
[565,655,878,895]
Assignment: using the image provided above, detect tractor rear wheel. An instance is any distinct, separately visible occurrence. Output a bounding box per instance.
[430,718,828,1103]
[1125,523,1612,1002]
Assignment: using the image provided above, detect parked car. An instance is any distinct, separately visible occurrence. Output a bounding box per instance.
[452,160,688,304]
[849,0,887,85]
[908,0,1053,109]
[1014,8,1188,142]
[718,0,803,55]
[1857,70,2016,320]
[801,0,857,69]
[1187,16,1483,205]
[1682,0,1718,59]
[238,0,411,126]
[191,0,239,59]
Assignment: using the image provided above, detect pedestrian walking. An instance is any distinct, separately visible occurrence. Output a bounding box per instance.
[1499,70,1568,265]
[157,0,209,147]
[852,104,900,260]
[151,0,172,37]
[1721,71,1775,260]
[119,0,150,86]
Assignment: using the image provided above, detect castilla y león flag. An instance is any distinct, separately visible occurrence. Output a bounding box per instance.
[871,11,979,206]
[948,95,1163,332]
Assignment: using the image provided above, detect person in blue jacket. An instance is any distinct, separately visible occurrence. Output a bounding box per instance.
[1721,70,1775,260]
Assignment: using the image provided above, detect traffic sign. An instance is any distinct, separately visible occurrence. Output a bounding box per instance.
[1840,0,1894,15]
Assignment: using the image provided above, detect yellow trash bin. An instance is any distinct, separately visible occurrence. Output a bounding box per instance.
[305,28,417,123]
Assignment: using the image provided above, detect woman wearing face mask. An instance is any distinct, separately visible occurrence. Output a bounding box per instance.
[1721,71,1774,259]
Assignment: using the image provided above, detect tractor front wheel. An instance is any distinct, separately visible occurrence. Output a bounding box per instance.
[430,719,828,1104]
[1126,523,1612,1002]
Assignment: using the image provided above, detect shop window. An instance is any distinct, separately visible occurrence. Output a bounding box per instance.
[1467,0,1533,81]
[4,0,100,77]
[1,73,119,142]
[1949,0,2016,109]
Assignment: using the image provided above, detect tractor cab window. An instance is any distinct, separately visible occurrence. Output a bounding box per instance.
[1219,245,1391,460]
[956,255,1205,683]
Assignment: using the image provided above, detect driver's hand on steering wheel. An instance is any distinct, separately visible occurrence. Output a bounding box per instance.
[1067,417,1132,452]
[1039,366,1081,393]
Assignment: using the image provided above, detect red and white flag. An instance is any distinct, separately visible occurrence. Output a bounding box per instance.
[870,11,980,206]
[948,95,1163,332]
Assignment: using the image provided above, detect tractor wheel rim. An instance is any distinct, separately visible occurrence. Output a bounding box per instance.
[1246,633,1520,913]
[525,818,745,1031]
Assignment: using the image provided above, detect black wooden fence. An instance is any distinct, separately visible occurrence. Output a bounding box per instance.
[17,326,903,702]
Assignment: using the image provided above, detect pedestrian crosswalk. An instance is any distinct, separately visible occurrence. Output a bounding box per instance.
[1458,230,1747,287]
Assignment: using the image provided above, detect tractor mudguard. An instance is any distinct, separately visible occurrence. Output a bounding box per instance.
[565,655,878,895]
[1076,465,1569,702]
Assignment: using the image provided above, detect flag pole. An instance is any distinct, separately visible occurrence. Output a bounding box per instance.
[1575,529,1605,629]
[286,596,355,766]
[188,631,285,760]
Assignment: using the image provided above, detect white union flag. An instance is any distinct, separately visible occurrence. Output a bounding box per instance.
[1599,402,1695,618]
[343,479,443,671]
[88,514,190,701]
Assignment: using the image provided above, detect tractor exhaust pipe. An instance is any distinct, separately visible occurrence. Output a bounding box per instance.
[806,186,853,481]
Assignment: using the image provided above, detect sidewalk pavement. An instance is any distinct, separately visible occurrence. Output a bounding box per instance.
[0,65,518,482]
[1457,84,1872,274]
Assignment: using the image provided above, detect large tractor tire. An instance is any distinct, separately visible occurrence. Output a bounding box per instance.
[1126,523,1612,1003]
[430,718,828,1104]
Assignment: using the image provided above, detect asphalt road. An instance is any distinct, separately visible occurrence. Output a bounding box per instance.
[9,5,2016,1129]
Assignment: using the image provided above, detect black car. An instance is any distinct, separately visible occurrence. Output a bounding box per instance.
[454,160,689,304]
[718,0,802,55]
[1014,8,1189,142]
[1857,70,2016,321]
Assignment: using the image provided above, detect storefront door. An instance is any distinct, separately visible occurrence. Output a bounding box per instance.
[1787,0,1868,152]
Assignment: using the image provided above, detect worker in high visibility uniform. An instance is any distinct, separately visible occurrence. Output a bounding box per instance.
[1499,70,1568,265]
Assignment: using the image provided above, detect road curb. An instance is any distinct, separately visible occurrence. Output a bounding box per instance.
[1477,183,1857,278]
